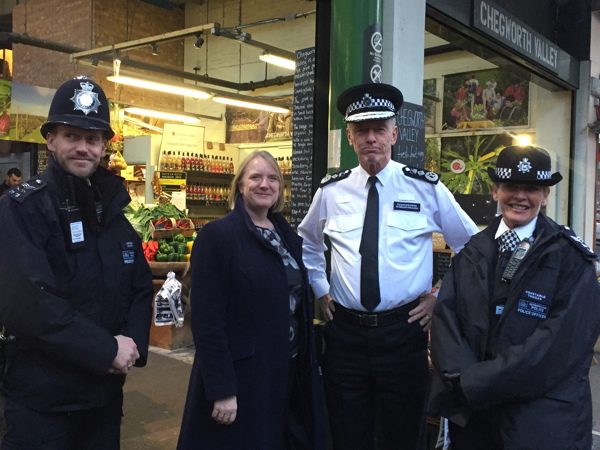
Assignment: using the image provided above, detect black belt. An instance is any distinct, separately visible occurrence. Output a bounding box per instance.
[333,299,420,327]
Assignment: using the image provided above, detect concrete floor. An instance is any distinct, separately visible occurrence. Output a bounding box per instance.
[121,346,193,450]
[121,346,600,449]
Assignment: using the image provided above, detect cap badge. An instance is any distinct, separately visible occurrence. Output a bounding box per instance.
[71,80,101,116]
[362,93,373,107]
[517,158,532,173]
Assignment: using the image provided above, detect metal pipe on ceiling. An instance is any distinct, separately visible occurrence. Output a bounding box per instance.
[1,32,293,92]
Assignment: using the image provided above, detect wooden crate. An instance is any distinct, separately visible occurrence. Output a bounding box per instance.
[149,218,195,239]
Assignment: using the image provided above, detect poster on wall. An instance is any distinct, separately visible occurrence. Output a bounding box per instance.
[225,98,293,144]
[9,82,54,143]
[439,134,513,224]
[442,69,529,131]
[0,79,10,139]
[423,78,437,135]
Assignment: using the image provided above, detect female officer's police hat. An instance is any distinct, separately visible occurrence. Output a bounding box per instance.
[487,145,562,186]
[337,83,403,123]
[40,76,115,140]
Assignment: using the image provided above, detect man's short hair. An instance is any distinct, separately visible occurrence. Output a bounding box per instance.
[505,95,516,103]
[7,168,21,177]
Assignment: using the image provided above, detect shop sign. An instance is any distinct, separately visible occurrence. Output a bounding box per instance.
[392,101,426,168]
[159,170,186,187]
[473,0,560,74]
[362,22,383,84]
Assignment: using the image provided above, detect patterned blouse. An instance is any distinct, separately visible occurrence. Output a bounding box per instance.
[257,226,302,358]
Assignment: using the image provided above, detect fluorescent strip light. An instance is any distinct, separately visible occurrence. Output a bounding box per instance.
[213,96,290,113]
[123,116,164,132]
[259,52,296,70]
[107,75,211,99]
[124,107,201,124]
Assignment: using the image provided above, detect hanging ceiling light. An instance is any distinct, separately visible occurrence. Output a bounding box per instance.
[151,43,159,56]
[213,96,290,113]
[259,51,296,70]
[107,74,211,99]
[194,33,205,49]
[124,107,201,124]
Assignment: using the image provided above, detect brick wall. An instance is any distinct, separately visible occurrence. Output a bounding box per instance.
[12,0,185,112]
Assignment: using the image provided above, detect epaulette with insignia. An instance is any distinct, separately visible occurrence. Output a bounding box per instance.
[402,165,439,184]
[6,177,47,203]
[561,225,597,260]
[320,169,351,187]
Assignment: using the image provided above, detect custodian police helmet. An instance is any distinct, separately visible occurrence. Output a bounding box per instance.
[487,145,563,186]
[40,76,115,140]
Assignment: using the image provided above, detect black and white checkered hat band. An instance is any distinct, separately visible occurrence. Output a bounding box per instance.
[537,171,551,180]
[346,97,395,116]
[495,168,511,179]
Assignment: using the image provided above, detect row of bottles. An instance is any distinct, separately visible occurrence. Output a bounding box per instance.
[186,182,291,207]
[159,151,235,174]
[186,183,230,203]
[276,156,292,175]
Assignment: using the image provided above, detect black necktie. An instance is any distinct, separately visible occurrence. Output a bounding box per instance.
[359,176,381,311]
[498,229,520,253]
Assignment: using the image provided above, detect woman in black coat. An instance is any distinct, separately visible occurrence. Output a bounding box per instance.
[429,146,600,449]
[177,151,325,450]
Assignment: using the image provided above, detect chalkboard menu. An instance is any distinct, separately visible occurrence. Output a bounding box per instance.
[36,147,48,174]
[433,250,452,286]
[392,101,426,168]
[291,47,316,230]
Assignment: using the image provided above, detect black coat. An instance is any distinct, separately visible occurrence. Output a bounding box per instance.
[177,196,325,450]
[429,214,600,449]
[0,156,153,411]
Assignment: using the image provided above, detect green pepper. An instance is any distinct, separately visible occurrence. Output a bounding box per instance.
[170,242,180,252]
[173,233,186,243]
[179,253,187,262]
[155,253,169,263]
[168,252,180,262]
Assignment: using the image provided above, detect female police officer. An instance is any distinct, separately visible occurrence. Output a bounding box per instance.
[429,145,600,449]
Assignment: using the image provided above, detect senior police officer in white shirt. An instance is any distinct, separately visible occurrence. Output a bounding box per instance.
[298,83,478,450]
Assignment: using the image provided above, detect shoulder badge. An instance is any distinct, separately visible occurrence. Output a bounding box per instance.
[561,226,597,260]
[402,165,439,184]
[6,177,47,203]
[320,169,351,187]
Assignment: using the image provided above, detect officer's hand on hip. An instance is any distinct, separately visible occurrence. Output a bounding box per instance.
[318,293,336,322]
[408,293,436,331]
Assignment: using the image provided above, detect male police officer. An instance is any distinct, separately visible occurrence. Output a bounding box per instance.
[0,76,153,449]
[298,83,478,449]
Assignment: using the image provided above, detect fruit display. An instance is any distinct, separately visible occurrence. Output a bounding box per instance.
[109,150,128,171]
[123,202,191,242]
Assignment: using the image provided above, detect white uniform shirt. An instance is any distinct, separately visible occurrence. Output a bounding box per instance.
[298,160,479,312]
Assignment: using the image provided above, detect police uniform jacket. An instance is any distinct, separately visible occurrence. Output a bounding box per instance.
[177,195,325,449]
[429,213,600,449]
[0,155,153,412]
[298,160,478,311]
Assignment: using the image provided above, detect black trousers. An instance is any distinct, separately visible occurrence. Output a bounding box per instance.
[1,391,123,450]
[322,307,429,450]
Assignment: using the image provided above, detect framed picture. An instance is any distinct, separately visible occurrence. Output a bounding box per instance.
[442,69,529,131]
